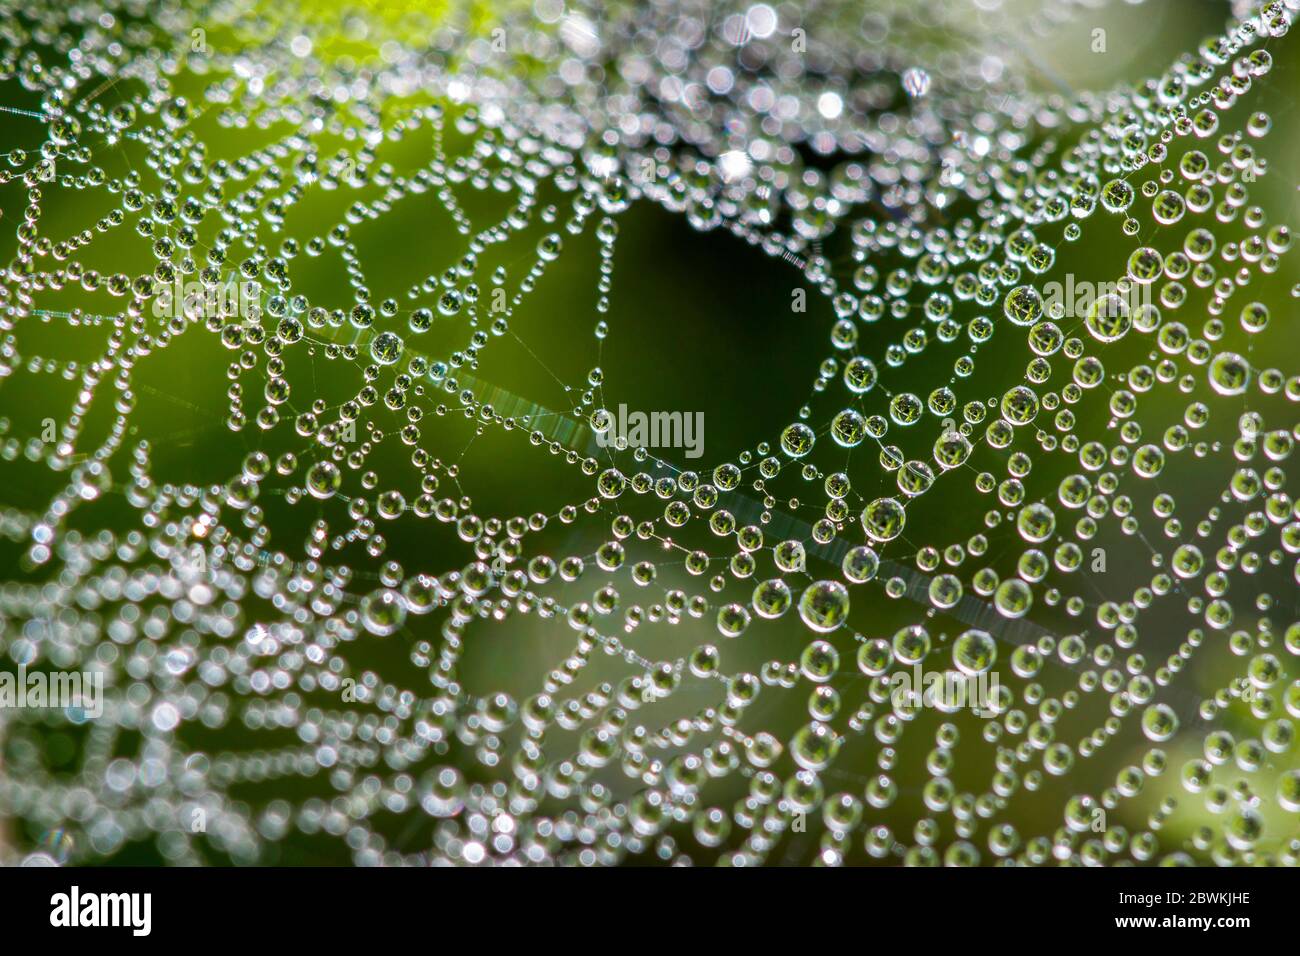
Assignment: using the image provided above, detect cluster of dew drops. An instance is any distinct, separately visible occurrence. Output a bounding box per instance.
[1,0,1300,867]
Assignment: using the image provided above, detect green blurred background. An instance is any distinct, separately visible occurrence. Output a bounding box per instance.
[1,0,1297,864]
